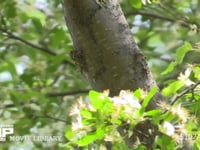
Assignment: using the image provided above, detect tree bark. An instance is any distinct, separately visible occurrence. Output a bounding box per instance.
[63,0,163,148]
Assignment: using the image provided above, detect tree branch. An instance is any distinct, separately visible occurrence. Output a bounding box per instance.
[125,11,175,22]
[0,28,57,55]
[170,80,200,105]
[0,28,75,67]
[125,11,189,28]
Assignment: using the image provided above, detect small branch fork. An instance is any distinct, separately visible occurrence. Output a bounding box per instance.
[0,28,56,56]
[170,80,200,105]
[125,10,200,30]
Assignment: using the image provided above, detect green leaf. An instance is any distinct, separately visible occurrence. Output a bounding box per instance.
[11,91,46,102]
[193,65,200,80]
[96,126,105,138]
[134,89,142,99]
[156,135,176,149]
[53,53,67,65]
[31,17,43,33]
[195,136,200,149]
[162,62,177,75]
[4,1,17,18]
[50,27,66,47]
[80,109,93,119]
[14,118,32,135]
[20,72,36,87]
[142,86,157,109]
[65,126,74,140]
[112,141,130,149]
[162,80,184,97]
[1,61,17,79]
[101,98,114,114]
[137,107,145,116]
[48,53,69,72]
[134,145,147,150]
[129,0,142,9]
[162,42,192,75]
[26,9,46,25]
[145,109,162,117]
[193,143,199,150]
[89,90,104,110]
[176,41,192,64]
[76,134,96,146]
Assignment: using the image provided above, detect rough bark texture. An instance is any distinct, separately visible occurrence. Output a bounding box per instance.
[63,0,163,148]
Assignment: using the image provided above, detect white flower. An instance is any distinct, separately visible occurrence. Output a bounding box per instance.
[72,115,83,131]
[178,68,194,86]
[163,121,175,136]
[142,0,151,5]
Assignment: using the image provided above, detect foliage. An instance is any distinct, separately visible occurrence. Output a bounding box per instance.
[65,89,156,149]
[65,77,200,149]
[0,0,200,149]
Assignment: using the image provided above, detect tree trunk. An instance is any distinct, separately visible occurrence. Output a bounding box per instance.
[63,0,163,148]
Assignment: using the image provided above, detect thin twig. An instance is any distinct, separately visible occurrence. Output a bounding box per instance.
[125,11,189,28]
[0,28,75,67]
[0,28,56,55]
[170,81,200,105]
[125,11,175,22]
